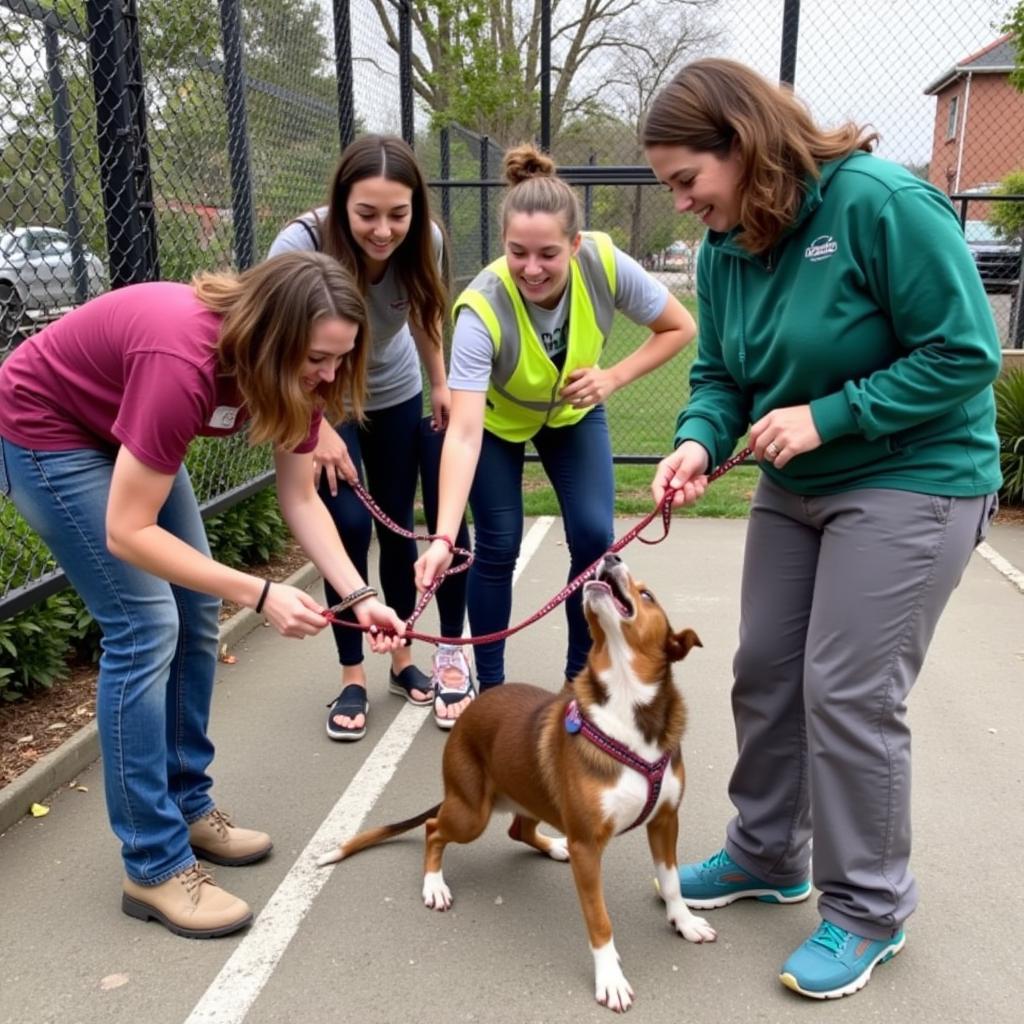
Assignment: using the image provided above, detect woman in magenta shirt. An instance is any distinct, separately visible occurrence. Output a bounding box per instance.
[0,250,403,939]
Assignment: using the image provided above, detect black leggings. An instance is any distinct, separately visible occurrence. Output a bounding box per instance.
[318,393,470,666]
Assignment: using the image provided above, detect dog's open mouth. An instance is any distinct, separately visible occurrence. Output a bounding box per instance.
[585,569,634,619]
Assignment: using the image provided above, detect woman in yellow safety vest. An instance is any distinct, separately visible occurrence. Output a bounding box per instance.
[415,144,696,722]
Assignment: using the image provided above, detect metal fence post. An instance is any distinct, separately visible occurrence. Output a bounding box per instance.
[440,126,451,234]
[480,137,490,267]
[84,0,152,286]
[399,0,414,147]
[333,0,355,148]
[43,16,88,302]
[539,0,551,150]
[779,0,801,87]
[217,0,256,269]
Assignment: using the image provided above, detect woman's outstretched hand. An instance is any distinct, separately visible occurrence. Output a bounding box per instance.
[651,441,710,509]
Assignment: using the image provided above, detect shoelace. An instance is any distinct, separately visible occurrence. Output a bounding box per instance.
[809,920,850,955]
[205,808,234,837]
[704,848,734,872]
[180,863,215,903]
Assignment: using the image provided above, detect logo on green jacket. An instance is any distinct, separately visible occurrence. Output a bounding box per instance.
[804,235,838,262]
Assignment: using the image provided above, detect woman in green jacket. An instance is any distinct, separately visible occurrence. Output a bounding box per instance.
[643,58,1001,1000]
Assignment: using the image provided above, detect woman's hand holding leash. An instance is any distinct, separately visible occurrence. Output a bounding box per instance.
[258,582,334,638]
[652,441,710,509]
[353,597,407,652]
[415,538,455,593]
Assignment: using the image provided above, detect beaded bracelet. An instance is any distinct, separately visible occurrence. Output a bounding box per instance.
[333,585,378,613]
[254,579,272,615]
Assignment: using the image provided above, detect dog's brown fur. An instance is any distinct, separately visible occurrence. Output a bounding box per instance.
[318,555,716,1012]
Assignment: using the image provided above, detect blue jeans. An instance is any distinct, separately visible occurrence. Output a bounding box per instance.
[318,394,470,663]
[0,437,220,885]
[467,405,614,686]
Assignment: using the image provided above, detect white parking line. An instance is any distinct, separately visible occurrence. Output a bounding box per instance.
[976,541,1024,596]
[184,516,556,1024]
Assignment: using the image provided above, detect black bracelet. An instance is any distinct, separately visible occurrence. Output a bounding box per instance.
[254,579,272,615]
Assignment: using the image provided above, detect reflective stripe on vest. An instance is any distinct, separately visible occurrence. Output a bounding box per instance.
[453,231,617,442]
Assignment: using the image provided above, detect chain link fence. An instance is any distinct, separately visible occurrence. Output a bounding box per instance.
[3,0,1023,616]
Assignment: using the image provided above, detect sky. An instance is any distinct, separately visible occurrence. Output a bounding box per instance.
[343,0,1017,166]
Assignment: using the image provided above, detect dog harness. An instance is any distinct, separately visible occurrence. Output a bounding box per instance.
[564,699,672,834]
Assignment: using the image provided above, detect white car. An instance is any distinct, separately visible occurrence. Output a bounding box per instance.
[1,227,107,354]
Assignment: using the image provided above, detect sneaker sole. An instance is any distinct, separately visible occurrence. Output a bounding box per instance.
[779,934,906,999]
[683,884,812,910]
[121,893,253,939]
[191,841,273,867]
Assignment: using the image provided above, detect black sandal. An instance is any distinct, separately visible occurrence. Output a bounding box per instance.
[325,684,369,741]
[387,664,433,707]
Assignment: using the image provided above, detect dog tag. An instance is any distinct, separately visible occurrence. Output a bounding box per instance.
[564,700,582,734]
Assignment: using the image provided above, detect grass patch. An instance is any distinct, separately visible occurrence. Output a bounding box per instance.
[521,462,757,518]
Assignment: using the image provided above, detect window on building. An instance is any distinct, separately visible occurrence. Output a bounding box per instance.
[946,94,959,140]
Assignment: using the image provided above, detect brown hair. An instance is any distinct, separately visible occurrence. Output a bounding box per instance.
[194,251,369,451]
[642,58,878,253]
[500,143,582,239]
[317,134,447,348]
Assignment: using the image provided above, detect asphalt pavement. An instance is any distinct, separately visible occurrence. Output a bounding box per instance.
[1,516,1022,1024]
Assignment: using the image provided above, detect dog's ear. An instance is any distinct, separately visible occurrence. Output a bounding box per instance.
[666,627,702,663]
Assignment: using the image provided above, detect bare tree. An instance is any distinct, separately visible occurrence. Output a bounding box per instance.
[363,0,721,146]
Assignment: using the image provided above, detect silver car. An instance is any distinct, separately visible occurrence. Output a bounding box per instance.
[1,227,107,355]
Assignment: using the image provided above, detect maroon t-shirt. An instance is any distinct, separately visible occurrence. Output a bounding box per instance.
[0,282,319,473]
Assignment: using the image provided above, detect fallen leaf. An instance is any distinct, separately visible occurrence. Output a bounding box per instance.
[218,652,238,664]
[76,786,89,793]
[30,803,49,817]
[47,722,68,731]
[100,973,129,991]
[16,734,34,744]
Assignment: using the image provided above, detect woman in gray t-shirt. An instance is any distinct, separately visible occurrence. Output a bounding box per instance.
[268,135,472,741]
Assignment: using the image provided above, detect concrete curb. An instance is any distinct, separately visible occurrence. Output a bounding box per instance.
[0,561,321,837]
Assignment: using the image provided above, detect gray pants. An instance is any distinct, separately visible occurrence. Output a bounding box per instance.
[724,475,997,939]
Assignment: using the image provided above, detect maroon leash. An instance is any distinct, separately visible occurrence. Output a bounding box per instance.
[322,446,753,646]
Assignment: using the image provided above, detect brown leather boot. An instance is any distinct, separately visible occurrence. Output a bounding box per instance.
[122,863,252,938]
[189,808,273,866]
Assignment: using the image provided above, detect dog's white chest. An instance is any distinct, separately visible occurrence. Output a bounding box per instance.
[601,763,681,832]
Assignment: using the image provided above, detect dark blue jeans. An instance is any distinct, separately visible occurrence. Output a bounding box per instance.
[467,405,614,687]
[318,393,469,664]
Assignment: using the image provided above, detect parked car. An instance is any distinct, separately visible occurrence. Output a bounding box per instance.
[964,219,1022,294]
[1,227,107,355]
[662,240,691,270]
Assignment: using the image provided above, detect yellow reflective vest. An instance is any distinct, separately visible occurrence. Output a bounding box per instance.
[453,230,618,442]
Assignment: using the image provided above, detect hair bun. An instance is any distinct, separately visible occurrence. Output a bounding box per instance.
[502,143,556,186]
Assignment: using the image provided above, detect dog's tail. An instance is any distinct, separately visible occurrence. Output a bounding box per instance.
[315,803,442,867]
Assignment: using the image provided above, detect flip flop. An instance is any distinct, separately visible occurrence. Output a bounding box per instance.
[325,683,369,741]
[388,664,433,706]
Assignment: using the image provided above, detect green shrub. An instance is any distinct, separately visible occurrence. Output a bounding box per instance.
[0,485,288,701]
[995,369,1024,506]
[203,487,289,569]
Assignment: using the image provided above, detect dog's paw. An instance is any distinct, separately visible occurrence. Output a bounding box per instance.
[669,906,717,943]
[545,836,570,862]
[422,871,452,912]
[595,971,634,1013]
[593,942,633,1013]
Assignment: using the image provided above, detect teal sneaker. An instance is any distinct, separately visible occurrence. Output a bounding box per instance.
[678,848,811,909]
[779,920,905,999]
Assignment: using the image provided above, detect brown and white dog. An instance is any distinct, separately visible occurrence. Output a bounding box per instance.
[317,553,716,1012]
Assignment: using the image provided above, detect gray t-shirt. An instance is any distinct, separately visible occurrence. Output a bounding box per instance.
[268,209,444,412]
[448,247,669,391]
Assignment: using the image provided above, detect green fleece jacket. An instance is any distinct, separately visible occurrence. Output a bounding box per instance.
[677,151,1002,497]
